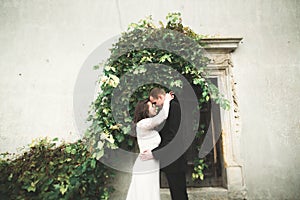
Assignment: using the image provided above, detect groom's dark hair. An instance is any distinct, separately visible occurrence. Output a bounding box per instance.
[149,88,166,99]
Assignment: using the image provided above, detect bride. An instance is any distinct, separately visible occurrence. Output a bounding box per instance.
[126,93,174,200]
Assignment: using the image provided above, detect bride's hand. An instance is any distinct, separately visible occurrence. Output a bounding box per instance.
[165,93,174,101]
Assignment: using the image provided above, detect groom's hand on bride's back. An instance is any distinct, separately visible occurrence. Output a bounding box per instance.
[140,150,154,161]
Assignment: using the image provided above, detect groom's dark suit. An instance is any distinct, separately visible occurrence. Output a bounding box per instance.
[152,98,188,200]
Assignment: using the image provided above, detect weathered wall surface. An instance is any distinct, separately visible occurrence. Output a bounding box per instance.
[0,0,299,199]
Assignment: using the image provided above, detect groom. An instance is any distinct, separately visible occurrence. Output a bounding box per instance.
[140,87,188,200]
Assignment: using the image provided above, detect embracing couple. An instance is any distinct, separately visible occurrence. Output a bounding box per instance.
[126,87,188,200]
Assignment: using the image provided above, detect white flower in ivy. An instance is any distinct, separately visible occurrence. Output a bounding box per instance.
[108,74,120,87]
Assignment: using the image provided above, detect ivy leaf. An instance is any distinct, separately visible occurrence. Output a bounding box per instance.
[159,54,172,63]
[139,56,152,63]
[199,173,204,180]
[124,117,131,123]
[127,139,133,147]
[205,95,210,101]
[122,125,131,135]
[170,80,182,88]
[71,149,77,155]
[90,159,96,169]
[115,134,125,143]
[95,149,104,160]
[27,185,36,192]
[93,65,100,70]
[60,184,68,195]
[65,146,71,154]
[97,141,104,149]
[8,173,13,181]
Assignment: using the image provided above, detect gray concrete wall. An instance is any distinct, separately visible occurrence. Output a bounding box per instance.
[0,0,299,199]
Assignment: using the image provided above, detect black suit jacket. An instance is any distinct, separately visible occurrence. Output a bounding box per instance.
[152,99,187,173]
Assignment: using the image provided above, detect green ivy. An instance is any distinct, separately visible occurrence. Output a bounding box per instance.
[85,12,230,183]
[192,158,208,181]
[0,138,115,200]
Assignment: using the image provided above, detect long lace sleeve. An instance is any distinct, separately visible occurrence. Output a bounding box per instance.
[137,99,171,130]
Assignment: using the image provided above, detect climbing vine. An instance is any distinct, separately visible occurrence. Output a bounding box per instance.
[85,13,230,182]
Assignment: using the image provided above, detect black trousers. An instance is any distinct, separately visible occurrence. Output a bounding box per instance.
[165,171,188,200]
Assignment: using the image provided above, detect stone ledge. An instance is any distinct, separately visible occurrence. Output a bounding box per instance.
[161,187,229,200]
[201,37,243,53]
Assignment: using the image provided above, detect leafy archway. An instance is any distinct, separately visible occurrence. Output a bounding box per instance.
[85,13,229,181]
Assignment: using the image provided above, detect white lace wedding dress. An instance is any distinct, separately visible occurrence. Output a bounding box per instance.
[126,99,171,200]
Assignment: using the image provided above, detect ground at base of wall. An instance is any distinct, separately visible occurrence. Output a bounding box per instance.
[160,187,247,200]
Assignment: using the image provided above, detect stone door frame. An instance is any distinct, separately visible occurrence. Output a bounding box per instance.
[161,37,247,200]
